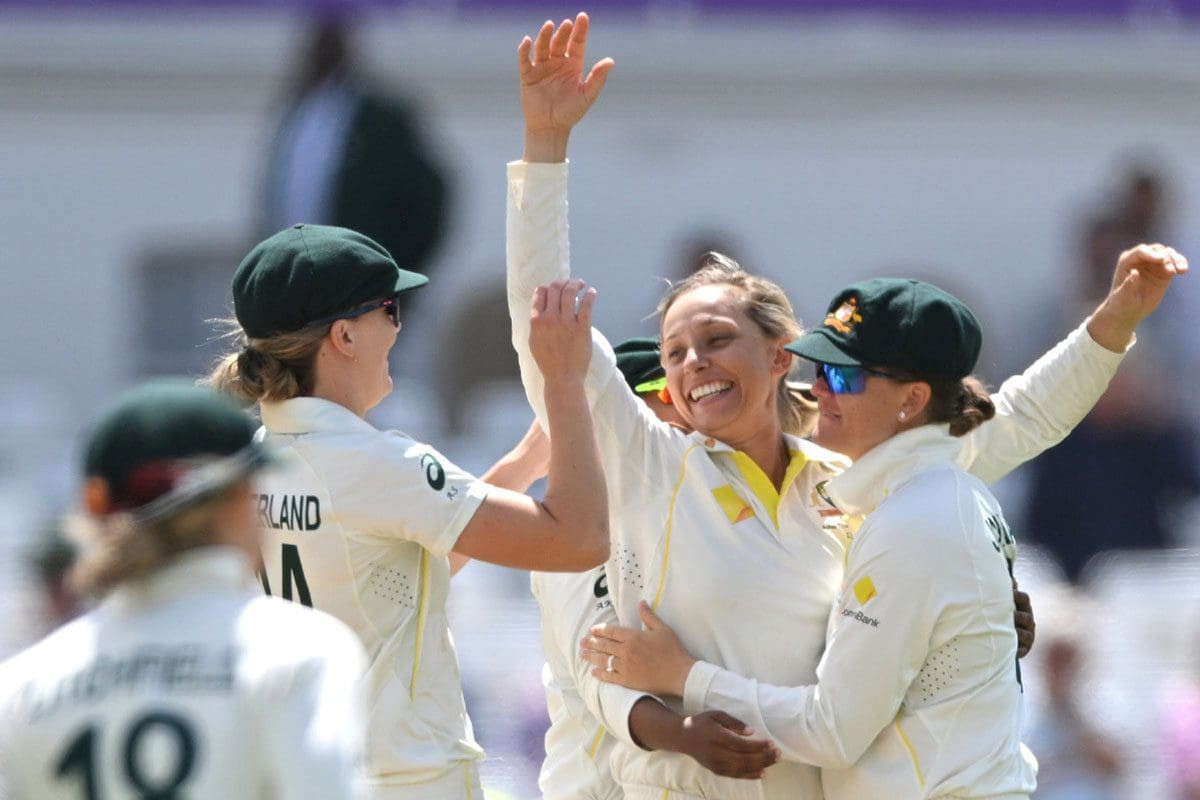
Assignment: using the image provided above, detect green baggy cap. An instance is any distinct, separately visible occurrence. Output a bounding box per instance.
[233,224,428,338]
[614,337,665,394]
[84,380,267,516]
[786,278,982,379]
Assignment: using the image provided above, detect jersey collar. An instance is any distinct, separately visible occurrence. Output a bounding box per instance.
[823,424,962,517]
[260,396,378,435]
[103,546,257,608]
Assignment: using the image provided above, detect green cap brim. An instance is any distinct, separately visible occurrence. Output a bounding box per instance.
[633,376,668,394]
[394,269,429,294]
[785,329,866,367]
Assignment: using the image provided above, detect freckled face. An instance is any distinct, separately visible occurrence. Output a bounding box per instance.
[660,284,790,444]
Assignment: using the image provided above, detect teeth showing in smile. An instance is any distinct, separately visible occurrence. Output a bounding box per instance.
[689,381,733,402]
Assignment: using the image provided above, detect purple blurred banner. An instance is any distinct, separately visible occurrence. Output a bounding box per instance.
[2,0,1198,18]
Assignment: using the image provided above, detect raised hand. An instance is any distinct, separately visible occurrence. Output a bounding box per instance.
[518,12,614,162]
[581,600,697,696]
[529,278,597,386]
[1087,243,1188,351]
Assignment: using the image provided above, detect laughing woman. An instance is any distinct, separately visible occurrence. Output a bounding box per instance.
[507,14,1187,800]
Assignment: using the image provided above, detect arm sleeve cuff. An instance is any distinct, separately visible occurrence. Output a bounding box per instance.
[1081,317,1137,358]
[436,481,489,558]
[682,660,721,716]
[597,683,655,748]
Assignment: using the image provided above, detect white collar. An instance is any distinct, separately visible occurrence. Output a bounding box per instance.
[103,546,258,608]
[260,396,378,436]
[824,424,962,517]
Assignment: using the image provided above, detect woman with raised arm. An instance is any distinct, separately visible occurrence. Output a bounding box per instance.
[210,224,608,799]
[507,13,1187,800]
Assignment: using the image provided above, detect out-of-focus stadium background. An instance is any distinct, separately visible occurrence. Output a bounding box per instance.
[3,1,1200,798]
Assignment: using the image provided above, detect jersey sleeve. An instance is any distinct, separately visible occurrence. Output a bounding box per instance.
[506,160,683,507]
[533,569,654,749]
[333,436,488,558]
[959,321,1128,485]
[681,506,948,768]
[258,615,369,800]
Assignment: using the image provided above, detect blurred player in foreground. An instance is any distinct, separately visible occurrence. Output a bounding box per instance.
[0,381,368,799]
[210,224,609,799]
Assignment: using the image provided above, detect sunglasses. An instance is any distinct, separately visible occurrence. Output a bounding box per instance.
[814,362,895,395]
[309,295,402,329]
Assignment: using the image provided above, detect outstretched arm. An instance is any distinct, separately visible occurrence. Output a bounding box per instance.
[453,281,609,571]
[962,244,1189,484]
[508,14,621,432]
[452,419,550,576]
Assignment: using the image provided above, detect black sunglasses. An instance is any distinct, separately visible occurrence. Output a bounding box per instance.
[308,295,401,329]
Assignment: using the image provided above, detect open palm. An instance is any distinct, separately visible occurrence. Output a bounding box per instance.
[518,13,614,135]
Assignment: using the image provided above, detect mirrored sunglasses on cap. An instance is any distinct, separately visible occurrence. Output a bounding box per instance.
[814,362,895,395]
[308,295,402,329]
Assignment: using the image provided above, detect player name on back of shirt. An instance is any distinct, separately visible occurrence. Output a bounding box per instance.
[19,644,237,723]
[256,493,321,531]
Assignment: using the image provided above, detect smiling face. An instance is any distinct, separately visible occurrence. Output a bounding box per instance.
[659,284,792,447]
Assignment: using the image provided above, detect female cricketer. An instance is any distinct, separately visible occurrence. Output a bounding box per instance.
[0,381,368,799]
[210,224,609,799]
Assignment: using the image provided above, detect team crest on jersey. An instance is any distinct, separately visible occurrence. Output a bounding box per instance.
[824,297,863,333]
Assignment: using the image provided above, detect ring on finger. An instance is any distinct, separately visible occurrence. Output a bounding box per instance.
[606,654,615,673]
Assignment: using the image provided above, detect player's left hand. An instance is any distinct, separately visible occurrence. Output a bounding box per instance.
[1087,243,1188,351]
[581,601,696,696]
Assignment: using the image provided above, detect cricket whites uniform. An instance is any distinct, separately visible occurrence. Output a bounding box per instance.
[0,547,367,800]
[255,397,489,799]
[531,567,625,800]
[683,426,1038,799]
[507,160,1127,799]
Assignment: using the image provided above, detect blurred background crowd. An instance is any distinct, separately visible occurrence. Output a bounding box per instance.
[2,1,1200,798]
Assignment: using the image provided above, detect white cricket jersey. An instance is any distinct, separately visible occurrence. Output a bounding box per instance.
[685,426,1039,799]
[0,547,367,800]
[254,397,489,795]
[531,568,624,800]
[506,160,1126,800]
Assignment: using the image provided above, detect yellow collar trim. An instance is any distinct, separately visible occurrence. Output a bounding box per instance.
[730,449,808,527]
